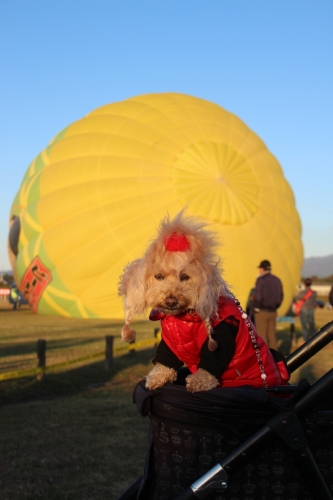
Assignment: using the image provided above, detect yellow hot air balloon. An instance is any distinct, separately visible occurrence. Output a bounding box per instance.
[8,93,303,319]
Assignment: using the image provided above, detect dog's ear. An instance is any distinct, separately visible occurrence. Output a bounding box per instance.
[193,262,222,318]
[118,259,148,340]
[194,262,227,351]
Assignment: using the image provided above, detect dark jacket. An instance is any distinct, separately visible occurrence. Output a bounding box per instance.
[253,272,283,312]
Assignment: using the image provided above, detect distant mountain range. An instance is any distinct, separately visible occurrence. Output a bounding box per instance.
[302,255,333,278]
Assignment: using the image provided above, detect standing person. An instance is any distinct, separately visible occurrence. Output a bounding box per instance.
[329,285,333,308]
[9,285,20,310]
[294,278,317,341]
[253,260,283,350]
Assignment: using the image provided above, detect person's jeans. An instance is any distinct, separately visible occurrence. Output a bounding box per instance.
[300,308,316,341]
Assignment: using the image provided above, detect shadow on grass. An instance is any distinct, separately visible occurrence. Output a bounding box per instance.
[293,364,317,385]
[0,348,154,405]
[277,333,292,357]
[276,327,295,357]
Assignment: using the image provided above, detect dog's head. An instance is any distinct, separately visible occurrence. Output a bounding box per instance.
[118,210,228,348]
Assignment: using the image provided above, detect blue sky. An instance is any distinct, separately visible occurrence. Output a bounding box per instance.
[1,0,332,271]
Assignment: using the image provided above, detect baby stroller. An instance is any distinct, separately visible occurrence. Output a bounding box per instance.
[118,320,333,500]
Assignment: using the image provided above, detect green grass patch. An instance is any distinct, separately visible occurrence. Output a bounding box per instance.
[0,302,156,375]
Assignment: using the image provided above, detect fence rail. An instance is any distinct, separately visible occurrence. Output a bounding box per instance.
[0,330,161,382]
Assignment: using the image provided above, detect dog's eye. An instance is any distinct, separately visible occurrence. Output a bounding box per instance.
[154,274,164,281]
[180,274,190,281]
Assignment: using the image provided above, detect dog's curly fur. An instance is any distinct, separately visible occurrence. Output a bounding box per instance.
[145,363,178,390]
[118,210,230,392]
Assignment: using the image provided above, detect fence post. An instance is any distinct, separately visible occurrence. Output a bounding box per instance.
[129,331,136,356]
[154,328,160,337]
[37,339,46,380]
[154,328,160,350]
[105,335,114,371]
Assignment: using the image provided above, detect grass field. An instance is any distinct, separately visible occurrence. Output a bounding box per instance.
[0,300,333,500]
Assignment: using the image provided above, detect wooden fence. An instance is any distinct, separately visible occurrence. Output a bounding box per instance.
[0,329,161,382]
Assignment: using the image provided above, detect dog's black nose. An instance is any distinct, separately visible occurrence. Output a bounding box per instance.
[165,296,178,308]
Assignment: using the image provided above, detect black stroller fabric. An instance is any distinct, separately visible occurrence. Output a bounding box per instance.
[133,380,333,500]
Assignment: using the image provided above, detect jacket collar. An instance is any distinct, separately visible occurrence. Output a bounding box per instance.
[149,308,202,323]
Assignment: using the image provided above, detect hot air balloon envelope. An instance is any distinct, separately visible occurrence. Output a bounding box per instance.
[8,93,303,319]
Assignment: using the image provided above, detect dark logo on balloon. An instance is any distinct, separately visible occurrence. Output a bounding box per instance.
[21,257,52,312]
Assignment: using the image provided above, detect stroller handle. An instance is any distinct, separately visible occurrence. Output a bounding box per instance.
[286,320,333,373]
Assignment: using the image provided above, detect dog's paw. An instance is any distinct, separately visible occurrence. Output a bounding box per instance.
[185,368,219,392]
[145,363,177,390]
[121,324,136,342]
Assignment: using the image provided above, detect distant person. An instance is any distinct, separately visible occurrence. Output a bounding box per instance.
[9,285,20,310]
[294,278,317,341]
[329,285,333,308]
[253,260,283,350]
